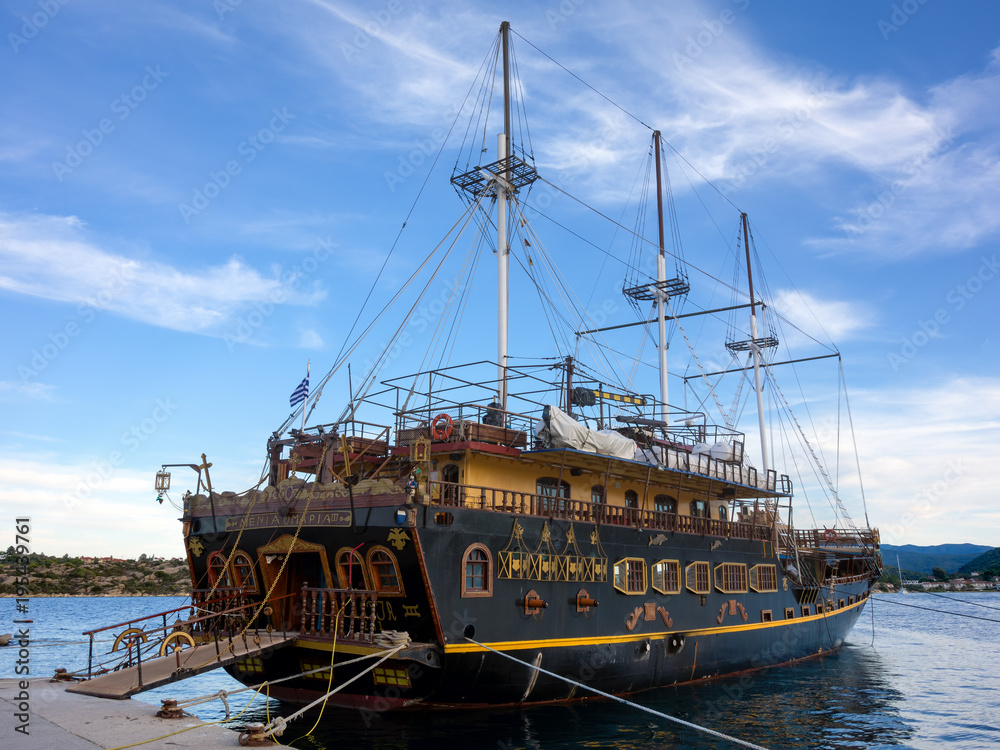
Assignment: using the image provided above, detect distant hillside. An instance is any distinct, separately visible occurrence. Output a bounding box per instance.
[956,548,1000,576]
[0,552,190,596]
[880,543,993,575]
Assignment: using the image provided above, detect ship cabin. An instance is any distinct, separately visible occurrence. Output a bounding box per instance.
[266,360,799,545]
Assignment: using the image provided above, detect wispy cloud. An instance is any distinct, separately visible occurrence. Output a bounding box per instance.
[770,289,874,347]
[264,1,1000,261]
[0,212,326,336]
[0,381,58,402]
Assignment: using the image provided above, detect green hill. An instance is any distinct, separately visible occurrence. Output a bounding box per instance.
[956,548,1000,576]
[880,543,993,574]
[0,550,190,596]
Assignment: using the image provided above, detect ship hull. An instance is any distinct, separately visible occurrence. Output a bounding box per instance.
[189,490,875,710]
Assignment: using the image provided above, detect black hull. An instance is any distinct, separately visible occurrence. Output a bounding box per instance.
[200,497,875,710]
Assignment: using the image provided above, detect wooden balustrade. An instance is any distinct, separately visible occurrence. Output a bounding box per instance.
[429,480,775,542]
[300,588,379,643]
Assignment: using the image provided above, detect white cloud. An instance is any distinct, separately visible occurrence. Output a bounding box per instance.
[840,377,1000,545]
[298,327,324,348]
[0,212,326,337]
[0,381,57,402]
[769,289,873,347]
[0,453,186,558]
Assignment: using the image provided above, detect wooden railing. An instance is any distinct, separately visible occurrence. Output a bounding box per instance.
[794,528,879,550]
[300,587,379,643]
[429,480,774,542]
[78,590,295,683]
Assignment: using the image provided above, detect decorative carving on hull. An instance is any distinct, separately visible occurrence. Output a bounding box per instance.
[498,520,608,583]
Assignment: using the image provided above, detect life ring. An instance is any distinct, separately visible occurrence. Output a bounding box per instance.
[430,413,454,441]
[823,528,838,543]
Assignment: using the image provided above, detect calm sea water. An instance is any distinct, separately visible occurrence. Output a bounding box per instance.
[2,593,999,749]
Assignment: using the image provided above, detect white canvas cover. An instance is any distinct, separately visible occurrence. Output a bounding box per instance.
[543,404,637,460]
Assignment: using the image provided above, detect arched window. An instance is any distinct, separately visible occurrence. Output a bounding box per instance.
[625,489,639,509]
[367,546,404,596]
[461,543,493,598]
[717,504,728,522]
[654,494,676,514]
[335,547,370,590]
[232,551,257,592]
[207,552,232,587]
[690,499,708,518]
[591,484,605,504]
[536,477,570,497]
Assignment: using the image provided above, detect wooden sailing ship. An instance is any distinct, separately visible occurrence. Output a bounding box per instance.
[80,22,883,712]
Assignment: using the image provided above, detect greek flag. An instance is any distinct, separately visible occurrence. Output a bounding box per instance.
[289,376,309,407]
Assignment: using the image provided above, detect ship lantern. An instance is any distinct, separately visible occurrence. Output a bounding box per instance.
[155,470,171,492]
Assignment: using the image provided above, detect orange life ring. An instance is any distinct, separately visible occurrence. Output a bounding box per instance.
[824,528,837,543]
[430,413,454,441]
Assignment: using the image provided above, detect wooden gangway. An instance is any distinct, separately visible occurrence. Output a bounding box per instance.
[67,629,296,700]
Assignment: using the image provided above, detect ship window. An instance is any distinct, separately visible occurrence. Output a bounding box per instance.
[749,564,778,593]
[207,552,232,588]
[839,598,845,609]
[784,607,795,619]
[613,558,647,594]
[654,495,676,514]
[689,500,708,518]
[625,490,639,509]
[761,610,773,623]
[685,562,711,594]
[461,543,493,598]
[367,546,404,596]
[717,504,728,521]
[801,605,811,617]
[335,547,370,590]
[536,477,570,497]
[232,551,257,592]
[817,602,825,614]
[714,563,748,594]
[651,559,681,594]
[591,484,605,504]
[848,596,855,605]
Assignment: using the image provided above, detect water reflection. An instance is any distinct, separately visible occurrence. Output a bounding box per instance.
[241,643,914,750]
[7,594,1000,749]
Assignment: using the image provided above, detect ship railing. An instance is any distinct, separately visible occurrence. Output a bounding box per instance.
[794,528,879,551]
[829,572,871,586]
[395,401,535,450]
[78,590,296,683]
[645,444,789,495]
[300,587,379,643]
[430,480,773,541]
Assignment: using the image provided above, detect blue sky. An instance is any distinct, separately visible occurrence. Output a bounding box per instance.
[2,0,998,558]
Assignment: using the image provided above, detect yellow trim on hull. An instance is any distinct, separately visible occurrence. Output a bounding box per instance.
[442,595,869,654]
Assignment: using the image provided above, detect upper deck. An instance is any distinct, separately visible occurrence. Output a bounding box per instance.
[267,361,792,505]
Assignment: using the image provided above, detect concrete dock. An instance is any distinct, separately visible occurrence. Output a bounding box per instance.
[0,678,285,749]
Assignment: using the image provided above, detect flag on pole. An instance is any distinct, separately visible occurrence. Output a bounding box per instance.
[290,375,309,407]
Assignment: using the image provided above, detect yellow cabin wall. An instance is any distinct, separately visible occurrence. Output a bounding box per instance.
[433,451,729,518]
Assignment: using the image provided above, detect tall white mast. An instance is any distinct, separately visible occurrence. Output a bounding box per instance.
[742,213,770,474]
[497,21,512,411]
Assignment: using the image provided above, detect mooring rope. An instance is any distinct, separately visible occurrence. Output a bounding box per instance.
[871,595,1000,623]
[257,642,408,740]
[464,637,773,750]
